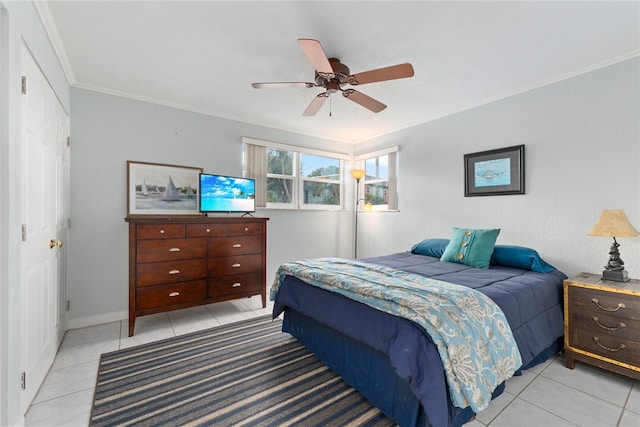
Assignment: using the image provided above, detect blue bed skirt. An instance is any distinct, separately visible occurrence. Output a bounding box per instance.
[282,309,506,427]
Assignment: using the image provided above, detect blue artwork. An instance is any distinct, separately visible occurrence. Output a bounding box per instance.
[474,157,511,187]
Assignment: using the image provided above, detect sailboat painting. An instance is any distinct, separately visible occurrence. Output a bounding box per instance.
[127,161,203,216]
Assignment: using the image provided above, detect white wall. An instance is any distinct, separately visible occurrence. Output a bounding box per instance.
[68,89,355,327]
[355,57,640,278]
[69,57,639,330]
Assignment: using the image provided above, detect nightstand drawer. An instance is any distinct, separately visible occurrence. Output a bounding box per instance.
[569,287,640,320]
[570,310,640,342]
[572,327,640,366]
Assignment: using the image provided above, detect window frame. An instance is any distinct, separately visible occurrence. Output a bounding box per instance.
[354,146,399,212]
[243,137,349,211]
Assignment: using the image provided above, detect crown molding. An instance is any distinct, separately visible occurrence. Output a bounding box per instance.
[33,0,76,86]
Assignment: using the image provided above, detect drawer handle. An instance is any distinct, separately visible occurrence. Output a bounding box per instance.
[593,317,626,331]
[169,269,180,275]
[593,336,626,352]
[169,247,181,252]
[169,291,180,297]
[160,229,165,234]
[206,228,211,233]
[232,263,241,268]
[232,283,242,288]
[244,227,249,232]
[591,298,626,312]
[233,244,242,248]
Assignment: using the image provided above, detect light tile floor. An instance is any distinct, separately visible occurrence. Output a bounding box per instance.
[25,296,640,427]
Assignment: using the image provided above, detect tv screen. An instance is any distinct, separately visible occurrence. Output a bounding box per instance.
[199,174,256,213]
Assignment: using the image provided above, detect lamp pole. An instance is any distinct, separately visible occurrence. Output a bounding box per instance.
[350,169,366,259]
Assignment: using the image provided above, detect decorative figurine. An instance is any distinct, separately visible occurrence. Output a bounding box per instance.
[604,238,625,271]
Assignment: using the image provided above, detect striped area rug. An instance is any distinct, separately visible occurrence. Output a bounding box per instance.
[90,315,396,427]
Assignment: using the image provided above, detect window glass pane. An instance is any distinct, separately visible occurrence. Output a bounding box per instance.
[267,177,293,203]
[268,149,294,175]
[364,182,388,205]
[303,181,340,205]
[365,155,389,180]
[301,154,340,179]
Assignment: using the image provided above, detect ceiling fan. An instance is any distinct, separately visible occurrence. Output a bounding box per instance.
[251,39,414,116]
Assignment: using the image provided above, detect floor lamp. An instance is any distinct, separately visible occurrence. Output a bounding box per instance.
[350,169,365,258]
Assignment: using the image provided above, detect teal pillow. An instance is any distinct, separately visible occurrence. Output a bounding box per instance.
[411,238,450,258]
[441,228,501,269]
[490,245,556,273]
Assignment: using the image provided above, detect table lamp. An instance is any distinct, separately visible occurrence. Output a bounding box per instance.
[587,209,639,282]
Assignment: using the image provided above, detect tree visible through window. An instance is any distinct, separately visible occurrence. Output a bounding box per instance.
[267,149,294,204]
[301,154,340,206]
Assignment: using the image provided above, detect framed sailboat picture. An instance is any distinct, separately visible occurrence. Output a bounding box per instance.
[127,161,203,216]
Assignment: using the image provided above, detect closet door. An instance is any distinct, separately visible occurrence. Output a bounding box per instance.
[19,45,69,415]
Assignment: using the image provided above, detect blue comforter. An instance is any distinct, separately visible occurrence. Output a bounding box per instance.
[271,257,522,413]
[272,252,567,427]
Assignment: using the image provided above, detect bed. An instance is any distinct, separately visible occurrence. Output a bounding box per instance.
[270,235,567,427]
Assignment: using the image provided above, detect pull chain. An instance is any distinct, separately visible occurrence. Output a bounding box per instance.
[329,93,332,117]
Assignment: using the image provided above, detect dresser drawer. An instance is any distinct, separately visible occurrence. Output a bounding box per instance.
[570,287,640,321]
[186,223,227,238]
[208,273,262,298]
[136,238,207,263]
[208,235,263,257]
[136,259,207,286]
[208,254,262,276]
[137,224,185,239]
[228,222,263,236]
[137,280,206,310]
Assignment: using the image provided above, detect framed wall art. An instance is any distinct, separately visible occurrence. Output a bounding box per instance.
[464,145,525,197]
[127,161,203,216]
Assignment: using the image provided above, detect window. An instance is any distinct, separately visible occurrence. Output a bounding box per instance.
[267,148,295,205]
[355,146,398,211]
[300,154,341,206]
[244,137,348,210]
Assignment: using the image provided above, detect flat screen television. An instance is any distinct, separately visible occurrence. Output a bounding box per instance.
[199,173,256,214]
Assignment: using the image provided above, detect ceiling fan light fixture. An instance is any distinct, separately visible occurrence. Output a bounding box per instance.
[252,39,413,116]
[327,81,340,93]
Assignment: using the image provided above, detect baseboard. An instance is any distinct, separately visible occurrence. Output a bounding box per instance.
[68,310,127,330]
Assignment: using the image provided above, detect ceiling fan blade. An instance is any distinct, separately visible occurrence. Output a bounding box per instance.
[297,39,334,78]
[252,82,316,89]
[342,89,386,113]
[303,92,329,116]
[347,63,414,86]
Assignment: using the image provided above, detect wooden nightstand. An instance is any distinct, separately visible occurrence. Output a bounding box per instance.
[564,273,640,380]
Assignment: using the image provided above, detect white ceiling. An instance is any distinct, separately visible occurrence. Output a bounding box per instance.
[42,1,639,144]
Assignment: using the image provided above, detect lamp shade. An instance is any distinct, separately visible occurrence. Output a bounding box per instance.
[350,169,365,180]
[587,210,640,237]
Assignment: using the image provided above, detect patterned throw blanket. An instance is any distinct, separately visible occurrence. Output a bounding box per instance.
[271,258,522,412]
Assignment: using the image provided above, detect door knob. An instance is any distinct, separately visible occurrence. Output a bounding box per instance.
[49,239,63,249]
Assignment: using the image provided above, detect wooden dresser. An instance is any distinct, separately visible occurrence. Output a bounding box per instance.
[126,216,268,336]
[564,272,640,379]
